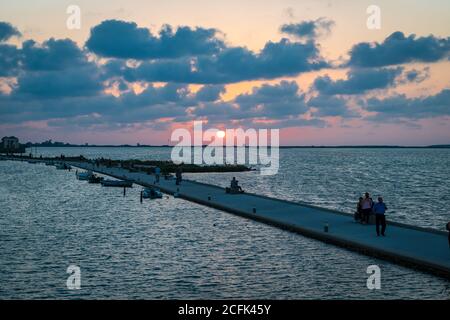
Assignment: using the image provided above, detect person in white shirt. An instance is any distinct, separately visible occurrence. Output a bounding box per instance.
[361,192,374,224]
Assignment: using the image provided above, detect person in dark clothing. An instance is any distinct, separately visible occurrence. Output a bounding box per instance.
[175,167,182,185]
[373,197,387,236]
[355,197,364,222]
[230,177,243,193]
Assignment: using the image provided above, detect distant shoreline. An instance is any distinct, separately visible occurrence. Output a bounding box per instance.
[24,144,450,149]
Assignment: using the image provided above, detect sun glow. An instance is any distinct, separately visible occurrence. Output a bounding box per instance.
[216,130,226,138]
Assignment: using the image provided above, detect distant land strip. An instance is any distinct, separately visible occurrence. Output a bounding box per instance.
[23,143,450,148]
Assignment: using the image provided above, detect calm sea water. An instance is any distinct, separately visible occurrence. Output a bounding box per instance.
[1,147,449,299]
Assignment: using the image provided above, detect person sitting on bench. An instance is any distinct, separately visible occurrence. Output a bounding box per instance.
[227,177,244,193]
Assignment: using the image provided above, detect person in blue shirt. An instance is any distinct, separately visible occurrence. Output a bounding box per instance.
[154,166,161,183]
[373,197,388,236]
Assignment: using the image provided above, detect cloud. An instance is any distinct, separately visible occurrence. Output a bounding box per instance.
[21,38,88,71]
[307,94,357,117]
[347,31,450,67]
[190,81,327,129]
[85,20,224,59]
[281,18,334,40]
[3,38,104,98]
[0,21,21,42]
[0,94,117,123]
[234,80,309,117]
[1,37,89,78]
[312,67,403,95]
[363,89,450,120]
[1,79,329,129]
[119,83,191,109]
[195,85,225,102]
[0,82,191,124]
[1,19,449,135]
[402,67,430,83]
[121,38,328,84]
[14,65,103,98]
[0,44,20,76]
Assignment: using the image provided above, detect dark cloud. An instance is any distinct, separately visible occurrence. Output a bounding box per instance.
[0,21,21,42]
[119,83,190,109]
[403,67,430,83]
[0,44,20,76]
[190,81,320,127]
[21,38,88,71]
[307,94,357,117]
[234,81,309,117]
[0,94,117,123]
[85,20,224,59]
[313,67,403,95]
[1,80,325,128]
[0,83,191,124]
[1,37,89,78]
[364,89,450,120]
[347,31,450,67]
[195,85,225,102]
[14,65,103,98]
[4,38,104,98]
[121,39,328,84]
[281,18,334,40]
[1,19,448,132]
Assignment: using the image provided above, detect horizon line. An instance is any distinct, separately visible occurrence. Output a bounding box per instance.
[24,143,450,148]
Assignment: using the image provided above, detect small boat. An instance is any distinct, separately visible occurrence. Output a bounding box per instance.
[76,170,93,180]
[142,187,163,199]
[45,161,54,166]
[101,179,133,187]
[55,163,71,170]
[88,175,104,184]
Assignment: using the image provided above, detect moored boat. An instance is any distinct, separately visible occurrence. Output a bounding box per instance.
[55,163,71,170]
[142,187,163,199]
[76,170,93,180]
[88,175,104,184]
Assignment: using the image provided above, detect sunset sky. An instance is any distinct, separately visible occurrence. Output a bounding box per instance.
[0,0,449,145]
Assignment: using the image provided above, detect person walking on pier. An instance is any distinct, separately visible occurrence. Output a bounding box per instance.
[361,192,374,224]
[373,197,387,236]
[154,166,161,184]
[176,167,182,185]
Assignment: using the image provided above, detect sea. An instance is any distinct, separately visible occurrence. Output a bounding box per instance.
[0,147,449,299]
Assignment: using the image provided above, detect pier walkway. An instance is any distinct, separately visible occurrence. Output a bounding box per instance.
[2,156,450,279]
[67,161,450,279]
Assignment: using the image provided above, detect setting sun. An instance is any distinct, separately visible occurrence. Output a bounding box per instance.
[216,130,226,138]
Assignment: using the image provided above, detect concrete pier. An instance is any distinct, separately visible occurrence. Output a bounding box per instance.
[3,157,450,279]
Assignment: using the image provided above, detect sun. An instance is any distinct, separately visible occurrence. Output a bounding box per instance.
[216,130,226,138]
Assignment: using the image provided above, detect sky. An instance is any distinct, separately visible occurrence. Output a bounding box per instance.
[0,0,449,145]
